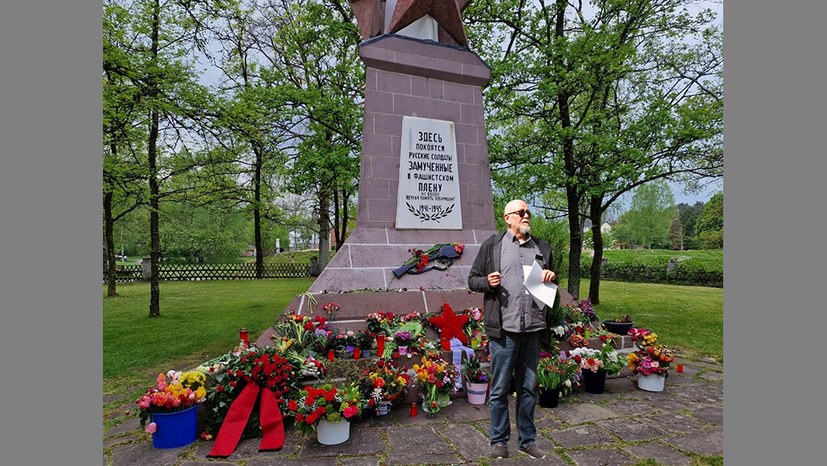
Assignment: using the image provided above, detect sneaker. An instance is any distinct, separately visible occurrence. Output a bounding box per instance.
[490,443,508,459]
[519,443,547,459]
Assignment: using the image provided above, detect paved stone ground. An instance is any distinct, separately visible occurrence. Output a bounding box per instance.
[103,357,722,465]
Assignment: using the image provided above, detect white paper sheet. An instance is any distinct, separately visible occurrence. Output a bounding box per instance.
[522,261,558,308]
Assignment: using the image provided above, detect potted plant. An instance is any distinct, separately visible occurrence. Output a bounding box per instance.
[286,382,363,445]
[536,352,580,407]
[461,354,490,405]
[356,330,375,358]
[136,370,207,448]
[357,359,411,416]
[569,343,624,394]
[602,312,634,335]
[626,328,676,392]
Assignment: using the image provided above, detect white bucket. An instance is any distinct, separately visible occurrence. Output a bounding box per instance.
[316,419,350,445]
[637,374,666,392]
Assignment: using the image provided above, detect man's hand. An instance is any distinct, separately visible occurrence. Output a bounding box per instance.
[541,269,557,283]
[488,271,501,287]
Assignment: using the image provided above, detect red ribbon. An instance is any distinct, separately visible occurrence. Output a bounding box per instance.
[207,382,285,457]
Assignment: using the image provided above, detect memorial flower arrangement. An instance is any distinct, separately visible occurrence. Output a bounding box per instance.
[136,370,207,432]
[286,382,364,434]
[536,352,580,394]
[321,302,340,321]
[461,354,490,384]
[357,359,411,411]
[273,311,331,355]
[393,242,465,277]
[365,311,396,335]
[627,327,676,379]
[459,306,487,349]
[356,329,375,351]
[628,327,659,347]
[569,343,624,375]
[202,346,298,439]
[413,351,459,415]
[627,341,676,376]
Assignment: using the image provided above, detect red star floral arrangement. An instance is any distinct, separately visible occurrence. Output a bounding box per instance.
[428,303,469,351]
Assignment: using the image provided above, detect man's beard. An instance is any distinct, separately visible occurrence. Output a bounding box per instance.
[518,224,531,236]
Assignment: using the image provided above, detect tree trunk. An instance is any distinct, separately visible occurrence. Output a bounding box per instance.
[253,149,264,279]
[588,197,604,305]
[556,0,581,300]
[104,190,118,297]
[318,192,330,270]
[147,0,161,318]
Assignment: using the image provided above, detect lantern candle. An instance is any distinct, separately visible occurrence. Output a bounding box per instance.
[239,328,249,346]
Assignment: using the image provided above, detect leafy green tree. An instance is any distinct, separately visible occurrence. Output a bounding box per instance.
[695,191,723,248]
[103,0,219,316]
[466,0,722,302]
[676,201,705,249]
[619,180,676,249]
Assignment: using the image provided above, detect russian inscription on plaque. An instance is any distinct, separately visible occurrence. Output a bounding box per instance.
[395,116,462,229]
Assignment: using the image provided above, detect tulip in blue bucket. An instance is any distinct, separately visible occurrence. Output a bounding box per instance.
[151,405,198,448]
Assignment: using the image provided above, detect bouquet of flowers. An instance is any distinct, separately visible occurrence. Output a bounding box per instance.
[136,370,207,432]
[365,311,396,335]
[461,354,490,384]
[273,311,331,355]
[330,329,359,354]
[286,382,364,434]
[321,302,340,318]
[536,352,580,394]
[413,351,459,415]
[627,344,676,376]
[626,328,675,375]
[628,327,659,347]
[459,306,487,349]
[202,346,298,439]
[569,343,624,375]
[357,359,411,412]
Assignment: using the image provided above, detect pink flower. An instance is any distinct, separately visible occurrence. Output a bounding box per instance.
[145,422,157,433]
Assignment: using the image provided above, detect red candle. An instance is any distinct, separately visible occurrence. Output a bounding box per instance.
[677,364,684,373]
[327,349,335,361]
[239,328,249,346]
[353,347,361,360]
[376,334,385,356]
[410,403,417,417]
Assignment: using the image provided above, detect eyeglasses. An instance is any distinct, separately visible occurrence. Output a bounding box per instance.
[505,209,531,218]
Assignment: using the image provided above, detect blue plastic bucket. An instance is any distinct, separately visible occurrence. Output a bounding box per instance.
[151,405,198,448]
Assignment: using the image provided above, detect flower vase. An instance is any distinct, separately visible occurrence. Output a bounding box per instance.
[150,405,198,449]
[637,373,666,392]
[582,369,607,394]
[538,387,560,408]
[421,399,440,417]
[361,349,372,359]
[376,400,392,417]
[466,382,488,405]
[398,345,409,355]
[316,419,350,445]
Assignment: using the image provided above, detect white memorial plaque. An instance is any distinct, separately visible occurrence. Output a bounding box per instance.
[396,116,462,229]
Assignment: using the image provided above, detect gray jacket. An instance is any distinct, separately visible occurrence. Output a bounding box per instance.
[467,231,557,339]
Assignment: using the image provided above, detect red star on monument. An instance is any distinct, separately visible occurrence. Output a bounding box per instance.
[387,0,469,46]
[428,303,470,351]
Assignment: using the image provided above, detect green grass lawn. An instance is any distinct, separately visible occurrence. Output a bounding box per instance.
[571,278,723,362]
[103,278,314,396]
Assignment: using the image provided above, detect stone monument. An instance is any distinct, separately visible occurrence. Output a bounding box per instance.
[256,0,573,346]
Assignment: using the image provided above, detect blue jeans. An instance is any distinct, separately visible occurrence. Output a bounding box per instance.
[488,330,541,448]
